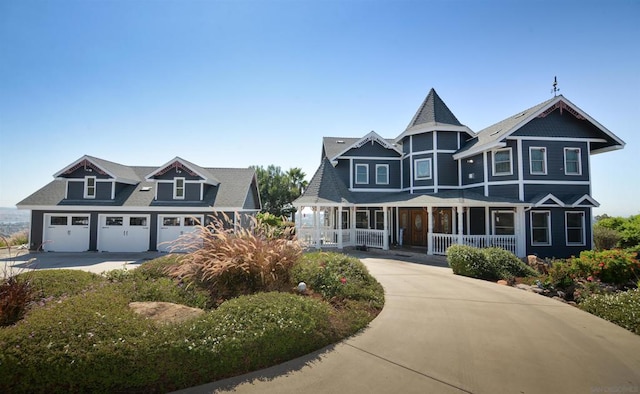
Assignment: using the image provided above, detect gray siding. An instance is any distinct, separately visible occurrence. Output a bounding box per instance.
[521,140,589,182]
[526,208,592,259]
[352,159,401,189]
[157,182,173,200]
[29,210,44,251]
[488,184,519,199]
[96,182,112,200]
[67,181,84,199]
[335,160,351,188]
[153,167,202,181]
[185,183,201,201]
[64,166,111,179]
[513,110,606,139]
[412,133,433,152]
[523,184,590,202]
[402,158,410,189]
[402,138,410,154]
[487,140,519,182]
[468,207,486,235]
[461,153,484,185]
[243,181,260,210]
[437,153,458,186]
[156,182,202,201]
[437,131,458,150]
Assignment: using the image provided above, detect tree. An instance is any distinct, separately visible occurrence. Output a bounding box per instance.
[594,214,640,249]
[251,165,307,218]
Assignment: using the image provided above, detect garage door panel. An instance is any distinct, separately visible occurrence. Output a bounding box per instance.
[158,215,203,252]
[98,215,150,252]
[43,214,90,252]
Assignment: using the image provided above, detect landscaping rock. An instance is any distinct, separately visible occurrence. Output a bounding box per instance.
[515,283,532,291]
[527,255,550,274]
[552,296,567,303]
[129,301,205,325]
[497,280,508,286]
[531,287,545,294]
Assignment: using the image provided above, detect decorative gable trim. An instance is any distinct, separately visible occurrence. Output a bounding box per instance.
[570,194,600,208]
[330,131,402,161]
[53,155,138,185]
[537,100,585,120]
[533,193,565,207]
[145,157,220,186]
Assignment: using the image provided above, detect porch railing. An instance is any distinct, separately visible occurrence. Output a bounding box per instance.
[432,234,517,255]
[355,229,384,249]
[297,228,383,249]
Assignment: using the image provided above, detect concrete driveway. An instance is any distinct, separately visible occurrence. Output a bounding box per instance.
[178,255,640,394]
[0,249,163,276]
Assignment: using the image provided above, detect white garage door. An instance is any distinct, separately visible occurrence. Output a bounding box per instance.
[157,215,203,252]
[43,214,90,252]
[98,214,150,252]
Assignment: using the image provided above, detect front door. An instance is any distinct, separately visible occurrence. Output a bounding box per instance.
[410,209,427,246]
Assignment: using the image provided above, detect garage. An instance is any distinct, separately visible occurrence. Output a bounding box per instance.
[42,214,91,252]
[97,214,150,252]
[157,215,203,252]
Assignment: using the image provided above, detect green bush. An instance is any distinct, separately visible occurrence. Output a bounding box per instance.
[580,289,640,335]
[568,249,639,285]
[547,259,576,289]
[593,226,621,251]
[290,252,384,309]
[21,269,106,299]
[446,245,536,281]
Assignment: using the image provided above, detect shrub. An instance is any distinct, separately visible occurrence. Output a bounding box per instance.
[580,289,640,335]
[547,259,576,289]
[167,214,302,303]
[593,225,621,251]
[290,252,384,309]
[571,249,639,285]
[24,269,105,299]
[482,247,537,279]
[446,244,485,278]
[0,275,32,326]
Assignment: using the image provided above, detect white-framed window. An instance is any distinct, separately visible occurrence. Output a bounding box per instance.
[529,147,547,175]
[355,210,369,229]
[355,164,368,185]
[84,176,96,199]
[566,211,585,246]
[564,148,582,175]
[414,158,432,180]
[492,148,513,176]
[492,211,515,235]
[374,210,384,230]
[341,211,350,229]
[375,164,389,185]
[530,211,551,246]
[174,178,185,199]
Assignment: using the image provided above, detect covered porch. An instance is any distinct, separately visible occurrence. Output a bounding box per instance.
[295,203,528,257]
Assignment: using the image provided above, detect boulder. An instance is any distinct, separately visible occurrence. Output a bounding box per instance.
[527,255,550,274]
[497,280,509,286]
[129,301,205,325]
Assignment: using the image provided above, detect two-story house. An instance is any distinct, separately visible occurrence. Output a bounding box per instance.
[294,89,625,258]
[17,156,261,252]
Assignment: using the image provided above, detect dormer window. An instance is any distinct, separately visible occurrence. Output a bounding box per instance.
[174,178,185,199]
[84,176,96,199]
[355,164,368,185]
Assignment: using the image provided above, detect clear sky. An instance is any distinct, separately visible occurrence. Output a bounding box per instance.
[1,0,638,217]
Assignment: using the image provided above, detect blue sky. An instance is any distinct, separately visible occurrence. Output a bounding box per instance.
[1,0,638,216]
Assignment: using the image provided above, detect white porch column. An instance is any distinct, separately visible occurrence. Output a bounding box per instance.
[485,206,490,236]
[395,206,399,245]
[314,206,321,249]
[338,205,343,249]
[383,207,389,250]
[516,206,526,257]
[457,206,464,245]
[351,206,356,246]
[427,206,434,255]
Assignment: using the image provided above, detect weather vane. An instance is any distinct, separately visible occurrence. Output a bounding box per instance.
[551,76,560,96]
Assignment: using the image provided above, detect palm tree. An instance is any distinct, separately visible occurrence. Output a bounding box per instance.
[286,168,308,196]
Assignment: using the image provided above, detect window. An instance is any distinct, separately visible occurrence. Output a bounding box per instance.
[414,158,432,180]
[355,164,368,184]
[184,217,199,226]
[375,210,384,230]
[84,176,96,199]
[493,148,512,176]
[163,217,181,226]
[174,178,185,199]
[71,216,89,226]
[566,212,585,246]
[564,148,581,175]
[529,147,547,175]
[492,211,515,235]
[531,211,551,246]
[50,216,68,226]
[105,216,123,226]
[341,211,350,229]
[355,210,369,229]
[130,217,147,226]
[376,164,389,185]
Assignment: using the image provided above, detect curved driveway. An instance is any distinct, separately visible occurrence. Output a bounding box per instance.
[180,255,640,394]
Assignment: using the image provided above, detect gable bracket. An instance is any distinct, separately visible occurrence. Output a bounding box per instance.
[537,100,585,120]
[155,162,198,177]
[63,159,108,176]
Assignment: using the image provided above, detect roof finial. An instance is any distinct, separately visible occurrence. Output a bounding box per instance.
[551,76,560,97]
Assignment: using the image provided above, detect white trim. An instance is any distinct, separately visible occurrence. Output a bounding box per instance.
[414,158,432,180]
[84,176,96,199]
[529,146,548,175]
[411,149,458,155]
[173,177,186,199]
[492,148,513,176]
[534,193,565,207]
[53,155,137,185]
[355,163,369,185]
[395,123,474,143]
[374,210,385,230]
[565,211,586,246]
[349,159,354,189]
[483,151,488,196]
[375,164,389,185]
[571,194,600,208]
[564,147,582,175]
[433,131,439,193]
[111,180,116,199]
[509,136,607,143]
[348,188,403,192]
[517,139,524,200]
[340,156,402,160]
[20,205,257,212]
[145,156,219,185]
[331,130,402,161]
[530,210,552,246]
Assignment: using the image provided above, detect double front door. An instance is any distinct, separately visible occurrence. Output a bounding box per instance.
[399,208,453,247]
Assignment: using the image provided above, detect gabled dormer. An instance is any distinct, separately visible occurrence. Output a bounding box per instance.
[54,155,139,201]
[145,157,220,202]
[322,131,402,191]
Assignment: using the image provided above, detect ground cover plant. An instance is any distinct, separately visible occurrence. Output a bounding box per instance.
[0,218,384,393]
